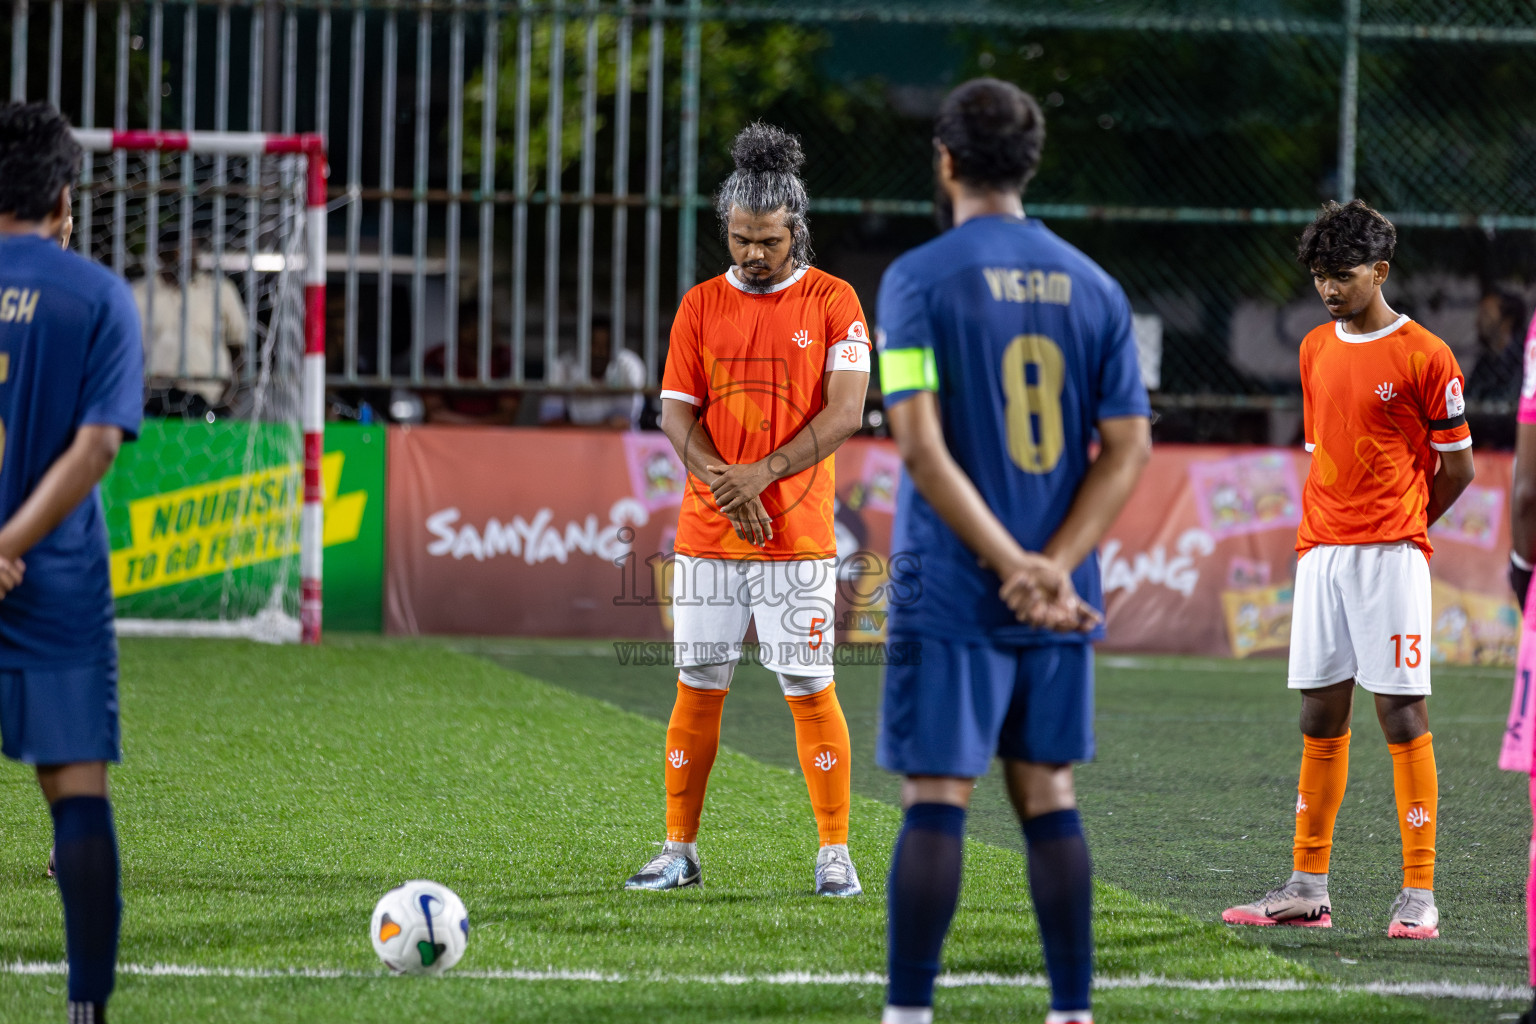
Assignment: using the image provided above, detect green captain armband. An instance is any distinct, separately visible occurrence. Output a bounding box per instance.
[879,346,938,395]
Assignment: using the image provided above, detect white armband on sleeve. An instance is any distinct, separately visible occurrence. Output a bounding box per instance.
[826,340,871,372]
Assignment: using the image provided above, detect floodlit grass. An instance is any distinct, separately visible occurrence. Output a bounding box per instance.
[0,638,1524,1021]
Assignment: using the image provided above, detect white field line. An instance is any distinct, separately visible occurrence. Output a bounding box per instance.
[0,961,1523,1000]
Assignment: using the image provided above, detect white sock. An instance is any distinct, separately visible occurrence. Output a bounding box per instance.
[818,842,848,859]
[664,839,698,859]
[881,1006,933,1024]
[1044,1011,1093,1024]
[1288,869,1328,897]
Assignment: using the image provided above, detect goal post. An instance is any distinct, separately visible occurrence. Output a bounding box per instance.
[71,129,328,644]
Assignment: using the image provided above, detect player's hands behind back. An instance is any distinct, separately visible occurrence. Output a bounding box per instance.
[0,555,26,598]
[997,553,1100,632]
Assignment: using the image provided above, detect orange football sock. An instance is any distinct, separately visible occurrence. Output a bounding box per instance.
[663,680,727,843]
[1389,731,1437,890]
[1293,731,1351,875]
[785,683,852,846]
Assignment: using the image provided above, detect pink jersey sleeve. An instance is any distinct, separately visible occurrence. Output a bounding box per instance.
[1520,312,1536,425]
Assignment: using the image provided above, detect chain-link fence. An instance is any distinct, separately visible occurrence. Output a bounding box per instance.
[6,1,1536,439]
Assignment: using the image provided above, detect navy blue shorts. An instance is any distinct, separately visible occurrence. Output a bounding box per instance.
[0,658,120,765]
[877,636,1093,778]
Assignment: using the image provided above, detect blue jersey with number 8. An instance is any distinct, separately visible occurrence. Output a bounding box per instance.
[0,234,142,667]
[877,215,1149,645]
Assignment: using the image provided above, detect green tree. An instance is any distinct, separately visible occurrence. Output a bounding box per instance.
[463,14,880,194]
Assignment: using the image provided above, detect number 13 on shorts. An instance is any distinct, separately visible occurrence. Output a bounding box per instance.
[1391,634,1422,669]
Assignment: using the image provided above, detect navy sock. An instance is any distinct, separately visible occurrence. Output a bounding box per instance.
[51,796,121,1006]
[1023,808,1093,1013]
[886,802,966,1009]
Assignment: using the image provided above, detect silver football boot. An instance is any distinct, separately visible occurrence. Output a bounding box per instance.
[623,841,701,891]
[1387,886,1439,939]
[814,844,863,897]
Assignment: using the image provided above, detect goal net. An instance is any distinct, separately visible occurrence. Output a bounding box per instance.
[71,130,326,644]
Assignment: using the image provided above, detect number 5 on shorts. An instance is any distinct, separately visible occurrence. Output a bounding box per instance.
[1391,634,1422,669]
[808,617,825,650]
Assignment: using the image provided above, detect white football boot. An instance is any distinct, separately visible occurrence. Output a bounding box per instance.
[1386,886,1439,939]
[1221,871,1331,928]
[623,841,701,891]
[814,844,863,897]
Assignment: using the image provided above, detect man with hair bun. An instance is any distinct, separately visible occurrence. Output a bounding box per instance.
[624,122,871,897]
[1222,199,1474,942]
[876,78,1151,1024]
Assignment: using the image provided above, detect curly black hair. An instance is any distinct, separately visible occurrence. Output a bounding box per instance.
[0,102,81,222]
[1296,199,1396,273]
[714,122,812,265]
[730,121,805,177]
[934,78,1046,193]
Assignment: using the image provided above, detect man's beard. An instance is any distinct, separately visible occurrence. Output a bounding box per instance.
[737,253,795,293]
[934,185,955,232]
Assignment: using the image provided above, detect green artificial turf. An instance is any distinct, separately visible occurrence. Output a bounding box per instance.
[477,638,1534,1021]
[0,637,1524,1022]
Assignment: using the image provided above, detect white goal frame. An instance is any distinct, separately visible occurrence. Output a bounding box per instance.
[72,129,328,644]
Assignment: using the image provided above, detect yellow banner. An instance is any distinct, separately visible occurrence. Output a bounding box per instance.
[1220,583,1294,659]
[110,451,366,596]
[1430,578,1520,667]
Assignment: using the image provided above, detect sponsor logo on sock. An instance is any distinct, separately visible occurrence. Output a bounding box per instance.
[1296,793,1307,814]
[668,748,689,768]
[814,750,838,772]
[1406,805,1430,829]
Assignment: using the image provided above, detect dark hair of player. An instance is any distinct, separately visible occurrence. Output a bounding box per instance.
[1296,199,1397,273]
[933,78,1046,193]
[713,122,813,265]
[0,101,83,222]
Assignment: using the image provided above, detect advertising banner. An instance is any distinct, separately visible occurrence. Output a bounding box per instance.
[102,420,384,630]
[383,427,1521,665]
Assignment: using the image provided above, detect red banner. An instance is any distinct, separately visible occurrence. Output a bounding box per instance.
[384,428,1519,664]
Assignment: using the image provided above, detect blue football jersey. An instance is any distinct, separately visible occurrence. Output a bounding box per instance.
[877,215,1150,644]
[0,234,142,667]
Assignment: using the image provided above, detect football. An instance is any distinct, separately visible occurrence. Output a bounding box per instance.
[369,880,470,975]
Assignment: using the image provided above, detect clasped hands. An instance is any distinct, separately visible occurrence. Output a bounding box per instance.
[996,552,1100,633]
[0,555,25,600]
[704,460,776,548]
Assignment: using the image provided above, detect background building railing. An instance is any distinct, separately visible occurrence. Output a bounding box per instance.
[7,0,1536,437]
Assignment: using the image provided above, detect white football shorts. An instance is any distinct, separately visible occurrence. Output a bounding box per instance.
[671,553,836,676]
[1288,541,1432,696]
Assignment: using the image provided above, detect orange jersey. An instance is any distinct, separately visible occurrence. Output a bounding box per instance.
[661,265,870,560]
[1298,315,1471,557]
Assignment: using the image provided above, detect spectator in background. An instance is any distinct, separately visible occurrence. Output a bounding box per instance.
[1467,289,1529,448]
[421,308,521,426]
[539,317,647,430]
[135,241,248,418]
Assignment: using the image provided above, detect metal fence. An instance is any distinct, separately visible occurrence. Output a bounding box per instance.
[6,1,1536,433]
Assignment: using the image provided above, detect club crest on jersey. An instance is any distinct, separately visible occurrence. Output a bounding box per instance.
[1375,382,1397,402]
[793,329,814,348]
[1445,376,1465,416]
